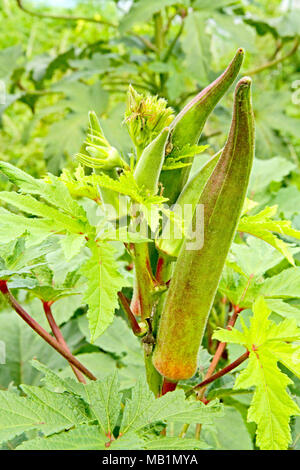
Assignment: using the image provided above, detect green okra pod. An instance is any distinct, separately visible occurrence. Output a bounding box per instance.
[152,77,255,381]
[134,127,170,195]
[160,48,245,204]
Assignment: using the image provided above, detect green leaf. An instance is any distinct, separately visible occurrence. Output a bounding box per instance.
[273,186,300,219]
[249,157,296,194]
[80,241,127,341]
[0,191,86,235]
[17,425,107,450]
[202,406,253,450]
[120,378,223,435]
[238,206,300,265]
[213,296,300,450]
[260,267,300,299]
[265,299,300,326]
[144,436,210,450]
[0,386,91,444]
[84,373,122,435]
[163,144,209,171]
[181,11,211,83]
[60,233,86,261]
[0,313,66,388]
[0,162,86,221]
[119,0,179,33]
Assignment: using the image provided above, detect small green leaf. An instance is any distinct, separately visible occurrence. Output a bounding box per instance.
[80,241,127,341]
[213,296,300,450]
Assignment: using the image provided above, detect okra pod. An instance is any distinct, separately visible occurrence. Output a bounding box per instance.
[134,128,170,195]
[160,48,244,204]
[152,77,255,381]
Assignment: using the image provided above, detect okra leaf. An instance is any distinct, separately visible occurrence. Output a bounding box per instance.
[265,299,300,326]
[60,233,86,261]
[213,296,300,450]
[58,166,100,201]
[238,205,300,265]
[163,144,209,171]
[84,373,122,435]
[260,267,300,299]
[17,425,108,450]
[144,437,210,450]
[119,0,179,33]
[0,162,87,221]
[0,386,91,444]
[80,240,127,341]
[120,378,223,435]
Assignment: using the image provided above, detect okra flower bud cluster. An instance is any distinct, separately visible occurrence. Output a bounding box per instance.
[125,85,174,159]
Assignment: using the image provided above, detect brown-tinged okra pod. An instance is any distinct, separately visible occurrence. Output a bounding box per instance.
[152,77,255,381]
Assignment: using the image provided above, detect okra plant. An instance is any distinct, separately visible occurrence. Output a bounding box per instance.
[0,48,300,451]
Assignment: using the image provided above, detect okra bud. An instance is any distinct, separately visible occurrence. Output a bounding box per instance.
[160,48,245,204]
[76,111,126,217]
[134,128,170,195]
[152,77,255,381]
[77,111,128,171]
[125,86,174,159]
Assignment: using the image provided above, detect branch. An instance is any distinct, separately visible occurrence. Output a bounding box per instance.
[199,304,244,396]
[118,291,143,336]
[247,38,299,76]
[42,301,86,384]
[131,33,157,52]
[163,20,184,63]
[15,0,117,27]
[0,281,96,381]
[192,351,249,393]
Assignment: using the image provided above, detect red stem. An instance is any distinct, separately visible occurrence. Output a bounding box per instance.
[118,292,142,336]
[0,281,96,381]
[161,378,178,395]
[155,256,165,284]
[193,351,249,392]
[42,301,86,384]
[196,304,244,400]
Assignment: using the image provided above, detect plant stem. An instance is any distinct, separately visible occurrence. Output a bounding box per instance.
[118,292,142,336]
[15,0,117,27]
[130,242,156,320]
[192,351,249,392]
[179,423,190,438]
[153,12,164,54]
[196,305,244,400]
[195,423,201,440]
[42,301,86,383]
[0,281,96,381]
[161,378,177,395]
[247,38,299,75]
[163,20,184,63]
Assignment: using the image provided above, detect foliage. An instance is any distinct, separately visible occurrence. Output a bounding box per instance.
[0,0,299,452]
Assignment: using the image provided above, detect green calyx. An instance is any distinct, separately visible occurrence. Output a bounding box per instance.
[160,48,245,204]
[152,77,255,382]
[125,85,174,159]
